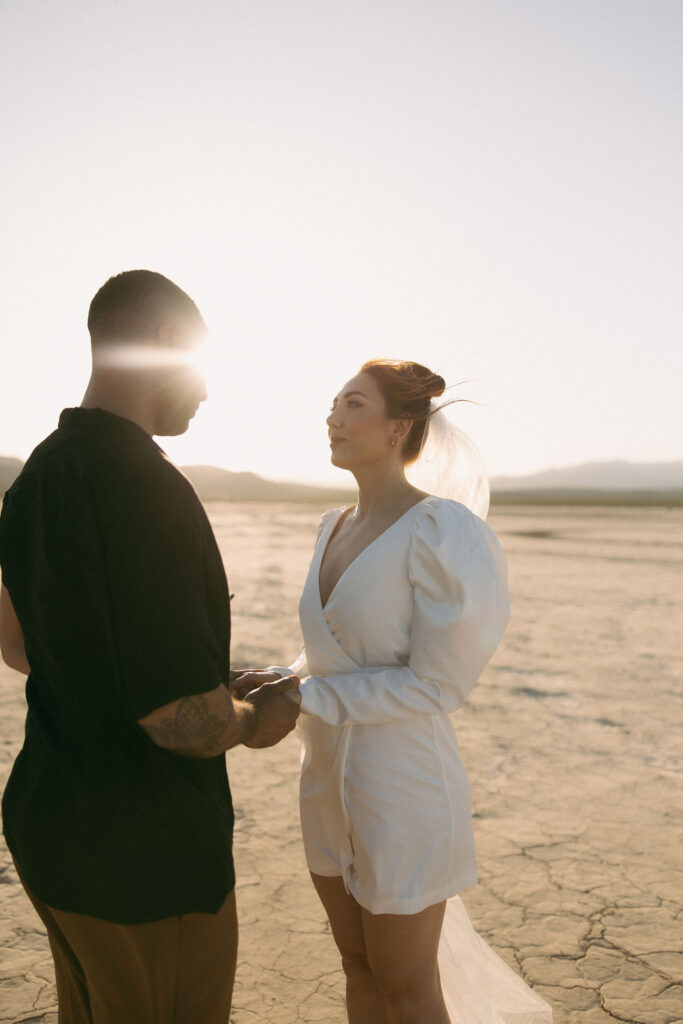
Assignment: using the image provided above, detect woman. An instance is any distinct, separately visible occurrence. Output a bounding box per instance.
[238,360,553,1024]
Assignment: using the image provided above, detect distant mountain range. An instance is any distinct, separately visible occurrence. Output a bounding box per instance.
[489,460,683,505]
[0,456,353,504]
[0,457,23,495]
[1,455,682,504]
[180,465,354,503]
[490,460,683,491]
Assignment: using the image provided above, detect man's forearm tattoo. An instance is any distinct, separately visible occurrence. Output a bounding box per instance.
[143,690,233,755]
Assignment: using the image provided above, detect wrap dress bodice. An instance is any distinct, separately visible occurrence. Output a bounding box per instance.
[294,496,510,915]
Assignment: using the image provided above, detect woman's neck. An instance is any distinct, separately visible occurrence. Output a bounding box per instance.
[351,463,422,521]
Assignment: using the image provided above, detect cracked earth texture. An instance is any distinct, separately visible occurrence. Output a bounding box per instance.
[1,503,681,1024]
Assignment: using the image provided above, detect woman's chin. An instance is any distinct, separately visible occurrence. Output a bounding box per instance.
[330,449,352,470]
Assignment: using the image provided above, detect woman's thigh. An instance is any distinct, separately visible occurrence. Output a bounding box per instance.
[310,873,367,963]
[311,873,446,988]
[361,900,446,996]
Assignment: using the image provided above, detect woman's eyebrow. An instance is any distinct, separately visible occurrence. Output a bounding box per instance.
[331,387,368,407]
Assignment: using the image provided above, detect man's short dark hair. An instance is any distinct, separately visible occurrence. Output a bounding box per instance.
[87,270,206,345]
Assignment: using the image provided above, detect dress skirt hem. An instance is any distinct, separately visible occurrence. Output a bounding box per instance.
[346,873,478,917]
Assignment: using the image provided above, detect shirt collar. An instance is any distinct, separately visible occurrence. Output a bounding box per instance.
[58,408,159,449]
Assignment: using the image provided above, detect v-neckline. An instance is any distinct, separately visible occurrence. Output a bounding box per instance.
[318,497,430,611]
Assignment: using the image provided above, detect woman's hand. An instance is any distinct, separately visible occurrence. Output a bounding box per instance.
[230,669,283,700]
[284,686,302,706]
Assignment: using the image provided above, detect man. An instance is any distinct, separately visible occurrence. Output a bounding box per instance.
[0,270,300,1023]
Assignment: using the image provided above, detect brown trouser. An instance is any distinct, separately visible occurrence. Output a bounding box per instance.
[16,864,237,1024]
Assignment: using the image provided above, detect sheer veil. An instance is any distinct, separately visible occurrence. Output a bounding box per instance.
[409,405,555,1022]
[405,402,490,520]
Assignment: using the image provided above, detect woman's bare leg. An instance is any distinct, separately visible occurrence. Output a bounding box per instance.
[311,873,450,1024]
[310,873,391,1024]
[362,900,450,1024]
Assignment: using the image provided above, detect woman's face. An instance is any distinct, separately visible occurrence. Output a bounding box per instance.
[326,372,400,470]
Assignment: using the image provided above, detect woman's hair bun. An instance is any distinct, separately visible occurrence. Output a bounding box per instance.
[432,375,446,397]
[359,358,449,463]
[360,358,447,406]
[409,363,446,400]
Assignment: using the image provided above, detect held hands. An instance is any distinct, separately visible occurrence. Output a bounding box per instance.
[230,669,283,700]
[231,669,302,706]
[238,675,301,748]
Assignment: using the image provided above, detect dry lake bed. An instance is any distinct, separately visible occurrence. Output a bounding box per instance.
[1,502,681,1024]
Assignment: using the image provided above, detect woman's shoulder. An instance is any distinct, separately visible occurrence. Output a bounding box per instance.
[410,495,505,567]
[320,505,349,526]
[412,494,485,531]
[314,505,348,543]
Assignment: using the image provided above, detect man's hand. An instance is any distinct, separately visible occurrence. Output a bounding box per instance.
[139,675,300,758]
[230,669,282,700]
[242,675,301,748]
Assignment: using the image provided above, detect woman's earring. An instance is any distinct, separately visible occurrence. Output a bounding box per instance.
[391,438,398,447]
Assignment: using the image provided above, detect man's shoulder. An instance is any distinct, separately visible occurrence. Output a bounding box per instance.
[4,419,199,515]
[2,428,67,504]
[97,444,205,532]
[135,450,201,507]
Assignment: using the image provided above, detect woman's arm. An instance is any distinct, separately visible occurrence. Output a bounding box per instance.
[0,585,30,675]
[299,506,510,726]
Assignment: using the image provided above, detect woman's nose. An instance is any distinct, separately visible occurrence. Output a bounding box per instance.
[326,410,340,428]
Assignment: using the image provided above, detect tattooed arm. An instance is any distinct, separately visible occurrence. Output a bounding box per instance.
[138,684,253,757]
[138,676,301,758]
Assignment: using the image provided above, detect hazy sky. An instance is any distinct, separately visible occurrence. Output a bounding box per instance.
[2,0,681,486]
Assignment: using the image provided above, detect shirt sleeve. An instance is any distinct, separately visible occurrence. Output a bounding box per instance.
[104,470,228,720]
[298,501,510,725]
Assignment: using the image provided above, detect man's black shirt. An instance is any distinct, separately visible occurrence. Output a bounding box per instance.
[0,408,235,923]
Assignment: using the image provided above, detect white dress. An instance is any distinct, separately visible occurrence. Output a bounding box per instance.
[278,496,554,1023]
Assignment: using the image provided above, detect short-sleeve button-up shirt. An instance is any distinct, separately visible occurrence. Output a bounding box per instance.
[0,408,235,923]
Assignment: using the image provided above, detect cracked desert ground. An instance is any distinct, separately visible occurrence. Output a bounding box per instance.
[1,502,681,1024]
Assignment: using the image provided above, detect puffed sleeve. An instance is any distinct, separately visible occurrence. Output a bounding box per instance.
[298,501,510,725]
